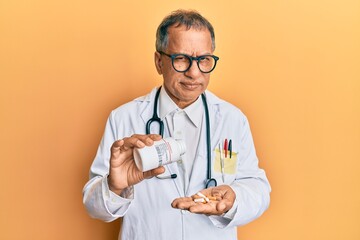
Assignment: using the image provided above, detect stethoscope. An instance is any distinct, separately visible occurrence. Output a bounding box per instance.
[146,87,217,188]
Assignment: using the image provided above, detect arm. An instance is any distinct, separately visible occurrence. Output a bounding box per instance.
[82,112,164,222]
[172,116,271,227]
[223,116,270,227]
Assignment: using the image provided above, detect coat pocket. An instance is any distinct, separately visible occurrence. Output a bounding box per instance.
[213,148,237,174]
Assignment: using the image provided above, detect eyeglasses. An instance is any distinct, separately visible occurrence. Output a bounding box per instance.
[158,51,219,73]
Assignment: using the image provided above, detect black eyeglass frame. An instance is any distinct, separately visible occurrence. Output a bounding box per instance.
[158,51,219,73]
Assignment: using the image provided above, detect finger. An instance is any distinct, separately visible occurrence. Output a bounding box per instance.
[221,186,236,202]
[210,185,235,200]
[220,197,235,211]
[146,134,162,142]
[171,197,194,209]
[123,134,161,150]
[214,186,235,213]
[191,188,213,199]
[131,134,162,146]
[188,202,218,214]
[210,186,226,198]
[122,136,146,150]
[111,139,124,155]
[215,200,228,213]
[190,188,216,202]
[111,139,124,149]
[143,166,165,179]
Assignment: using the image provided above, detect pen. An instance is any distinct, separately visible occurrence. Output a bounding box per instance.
[219,143,225,182]
[224,139,228,158]
[229,139,232,158]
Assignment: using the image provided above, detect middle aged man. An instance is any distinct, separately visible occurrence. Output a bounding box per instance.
[83,9,271,240]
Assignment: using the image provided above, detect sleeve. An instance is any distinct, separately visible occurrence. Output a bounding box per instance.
[82,111,134,222]
[209,116,271,228]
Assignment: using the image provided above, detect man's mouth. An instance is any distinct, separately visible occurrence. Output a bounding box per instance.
[180,82,200,90]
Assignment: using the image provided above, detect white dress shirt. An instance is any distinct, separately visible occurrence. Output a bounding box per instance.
[159,87,204,192]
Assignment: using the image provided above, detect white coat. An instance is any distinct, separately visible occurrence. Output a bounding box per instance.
[83,87,271,240]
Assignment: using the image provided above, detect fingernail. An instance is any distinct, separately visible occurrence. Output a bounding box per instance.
[137,140,145,147]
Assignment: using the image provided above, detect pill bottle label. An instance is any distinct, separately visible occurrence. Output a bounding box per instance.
[133,138,186,172]
[154,141,171,165]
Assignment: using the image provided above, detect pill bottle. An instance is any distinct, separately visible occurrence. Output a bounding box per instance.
[133,137,186,172]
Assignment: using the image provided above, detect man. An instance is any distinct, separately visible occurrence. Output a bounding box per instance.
[83,9,271,240]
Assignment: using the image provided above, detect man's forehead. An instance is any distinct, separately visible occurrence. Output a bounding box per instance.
[165,24,213,54]
[167,23,209,33]
[167,25,211,42]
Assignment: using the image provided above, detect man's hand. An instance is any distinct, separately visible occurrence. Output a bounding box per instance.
[171,185,236,215]
[107,134,165,195]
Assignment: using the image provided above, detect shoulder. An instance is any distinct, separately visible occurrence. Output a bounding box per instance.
[205,90,247,120]
[110,88,156,116]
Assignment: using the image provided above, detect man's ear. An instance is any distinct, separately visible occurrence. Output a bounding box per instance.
[154,51,163,75]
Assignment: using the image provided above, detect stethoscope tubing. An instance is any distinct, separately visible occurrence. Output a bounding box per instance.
[146,86,164,136]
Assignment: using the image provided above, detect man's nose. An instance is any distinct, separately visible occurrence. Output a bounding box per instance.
[184,60,202,79]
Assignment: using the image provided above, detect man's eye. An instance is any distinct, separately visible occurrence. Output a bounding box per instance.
[199,56,211,61]
[174,56,186,60]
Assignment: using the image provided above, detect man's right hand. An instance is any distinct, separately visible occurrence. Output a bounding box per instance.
[107,134,165,195]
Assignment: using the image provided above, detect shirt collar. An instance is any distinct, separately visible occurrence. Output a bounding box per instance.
[159,86,203,128]
[159,87,178,119]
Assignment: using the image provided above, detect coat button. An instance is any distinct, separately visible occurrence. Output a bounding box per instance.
[181,209,188,215]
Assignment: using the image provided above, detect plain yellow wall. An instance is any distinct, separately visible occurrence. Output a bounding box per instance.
[1,0,359,239]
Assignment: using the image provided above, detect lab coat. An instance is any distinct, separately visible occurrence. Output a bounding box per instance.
[83,87,271,240]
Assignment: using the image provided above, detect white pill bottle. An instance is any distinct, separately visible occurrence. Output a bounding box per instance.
[133,137,186,172]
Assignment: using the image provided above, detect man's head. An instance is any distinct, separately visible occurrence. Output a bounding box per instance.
[154,10,218,109]
[155,9,216,53]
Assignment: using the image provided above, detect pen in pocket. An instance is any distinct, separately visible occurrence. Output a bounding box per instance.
[219,143,225,182]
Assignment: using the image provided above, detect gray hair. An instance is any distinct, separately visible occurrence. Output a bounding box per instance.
[155,9,216,52]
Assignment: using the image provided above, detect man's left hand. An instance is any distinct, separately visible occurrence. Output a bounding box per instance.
[171,185,236,216]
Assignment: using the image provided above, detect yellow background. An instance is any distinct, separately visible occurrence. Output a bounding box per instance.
[1,0,359,239]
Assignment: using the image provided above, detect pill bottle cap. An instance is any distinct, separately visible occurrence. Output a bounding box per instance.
[133,148,143,171]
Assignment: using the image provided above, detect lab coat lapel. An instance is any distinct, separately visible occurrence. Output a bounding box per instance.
[139,88,157,129]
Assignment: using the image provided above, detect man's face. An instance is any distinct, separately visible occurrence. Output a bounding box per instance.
[155,25,213,109]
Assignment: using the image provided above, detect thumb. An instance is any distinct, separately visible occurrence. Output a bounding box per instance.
[111,140,124,155]
[216,200,227,212]
[143,166,165,179]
